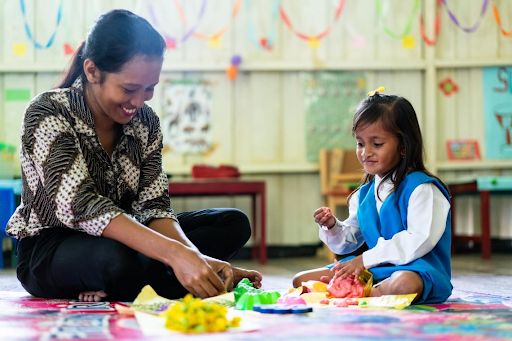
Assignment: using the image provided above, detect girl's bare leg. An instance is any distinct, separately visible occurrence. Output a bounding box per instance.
[292,267,333,288]
[370,271,423,301]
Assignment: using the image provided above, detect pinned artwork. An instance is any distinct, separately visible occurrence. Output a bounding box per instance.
[161,80,215,155]
[446,139,481,160]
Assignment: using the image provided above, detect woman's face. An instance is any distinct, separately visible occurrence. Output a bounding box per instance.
[355,119,401,178]
[85,54,163,127]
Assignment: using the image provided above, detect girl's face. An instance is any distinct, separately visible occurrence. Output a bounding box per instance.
[85,54,163,127]
[355,120,401,178]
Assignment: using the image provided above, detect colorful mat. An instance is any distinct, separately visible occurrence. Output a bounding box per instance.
[0,289,511,340]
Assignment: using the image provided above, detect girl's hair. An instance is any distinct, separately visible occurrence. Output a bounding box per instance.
[57,9,165,88]
[351,93,447,195]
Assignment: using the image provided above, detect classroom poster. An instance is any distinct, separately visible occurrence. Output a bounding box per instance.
[160,80,214,155]
[304,72,367,162]
[483,67,512,159]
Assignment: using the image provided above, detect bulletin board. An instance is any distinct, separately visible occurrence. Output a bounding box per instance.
[483,67,512,160]
[304,72,367,162]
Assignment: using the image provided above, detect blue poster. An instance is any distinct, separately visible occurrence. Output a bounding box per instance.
[483,67,512,159]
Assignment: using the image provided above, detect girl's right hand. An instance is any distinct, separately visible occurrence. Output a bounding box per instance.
[314,207,336,229]
[168,245,226,298]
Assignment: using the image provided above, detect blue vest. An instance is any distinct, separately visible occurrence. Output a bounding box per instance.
[357,171,452,303]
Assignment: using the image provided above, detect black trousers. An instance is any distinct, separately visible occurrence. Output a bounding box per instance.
[16,208,251,301]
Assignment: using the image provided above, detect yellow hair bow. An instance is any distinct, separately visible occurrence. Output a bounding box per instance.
[367,86,385,96]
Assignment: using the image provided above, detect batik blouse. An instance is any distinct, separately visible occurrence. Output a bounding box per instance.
[7,78,177,239]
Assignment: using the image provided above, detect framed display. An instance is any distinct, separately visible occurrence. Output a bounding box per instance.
[446,139,481,160]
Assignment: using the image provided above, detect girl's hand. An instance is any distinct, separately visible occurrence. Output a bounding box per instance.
[168,245,226,298]
[314,207,336,229]
[331,255,365,280]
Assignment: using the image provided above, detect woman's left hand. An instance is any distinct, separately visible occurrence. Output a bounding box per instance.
[331,255,365,280]
[204,256,234,291]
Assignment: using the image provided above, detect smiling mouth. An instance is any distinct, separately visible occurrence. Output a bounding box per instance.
[122,106,137,115]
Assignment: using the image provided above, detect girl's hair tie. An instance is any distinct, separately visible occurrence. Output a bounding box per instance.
[367,86,385,97]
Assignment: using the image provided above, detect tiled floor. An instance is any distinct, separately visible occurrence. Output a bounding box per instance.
[2,253,511,296]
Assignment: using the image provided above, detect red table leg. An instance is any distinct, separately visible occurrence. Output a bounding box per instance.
[259,186,267,264]
[480,190,491,259]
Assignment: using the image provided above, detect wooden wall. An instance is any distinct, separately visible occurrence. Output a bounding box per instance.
[1,0,511,245]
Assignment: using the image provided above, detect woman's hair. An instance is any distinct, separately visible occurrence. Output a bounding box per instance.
[351,93,447,194]
[57,9,165,88]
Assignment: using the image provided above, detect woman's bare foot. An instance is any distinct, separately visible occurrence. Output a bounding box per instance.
[233,267,262,288]
[78,290,107,302]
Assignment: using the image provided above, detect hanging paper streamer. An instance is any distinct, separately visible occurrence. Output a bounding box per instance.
[438,77,459,96]
[279,0,346,49]
[193,0,242,48]
[375,0,420,48]
[491,1,512,37]
[246,0,280,51]
[19,0,63,49]
[441,0,489,33]
[145,0,206,49]
[419,0,442,46]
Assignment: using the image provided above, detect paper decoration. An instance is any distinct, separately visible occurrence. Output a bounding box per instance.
[5,88,31,101]
[419,0,441,46]
[12,43,27,56]
[19,0,63,49]
[304,72,367,162]
[375,0,420,44]
[143,0,206,49]
[441,0,489,33]
[402,35,416,49]
[279,0,346,48]
[483,67,512,159]
[226,55,242,80]
[438,77,459,96]
[193,0,242,48]
[491,2,512,37]
[246,0,279,51]
[63,43,74,55]
[161,80,215,155]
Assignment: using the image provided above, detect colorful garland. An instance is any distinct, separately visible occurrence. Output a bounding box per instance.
[246,0,280,51]
[279,0,346,48]
[419,0,442,46]
[193,0,242,48]
[441,0,489,33]
[146,0,206,49]
[376,0,420,45]
[19,0,63,49]
[491,0,512,37]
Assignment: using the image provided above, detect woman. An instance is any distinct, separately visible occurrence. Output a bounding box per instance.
[7,9,261,302]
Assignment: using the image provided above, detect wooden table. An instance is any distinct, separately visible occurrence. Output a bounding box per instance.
[448,176,512,259]
[169,179,267,264]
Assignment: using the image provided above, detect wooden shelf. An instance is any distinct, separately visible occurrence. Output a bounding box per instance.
[436,160,512,171]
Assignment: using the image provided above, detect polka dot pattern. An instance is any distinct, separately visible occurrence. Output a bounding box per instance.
[6,78,175,238]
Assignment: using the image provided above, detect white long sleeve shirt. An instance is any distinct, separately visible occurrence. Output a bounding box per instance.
[319,175,450,269]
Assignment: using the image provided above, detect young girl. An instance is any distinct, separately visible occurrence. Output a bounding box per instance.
[293,88,452,304]
[7,9,261,302]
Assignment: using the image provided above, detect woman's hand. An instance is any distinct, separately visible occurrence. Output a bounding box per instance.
[168,245,226,298]
[203,256,234,291]
[331,255,365,280]
[314,207,336,229]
